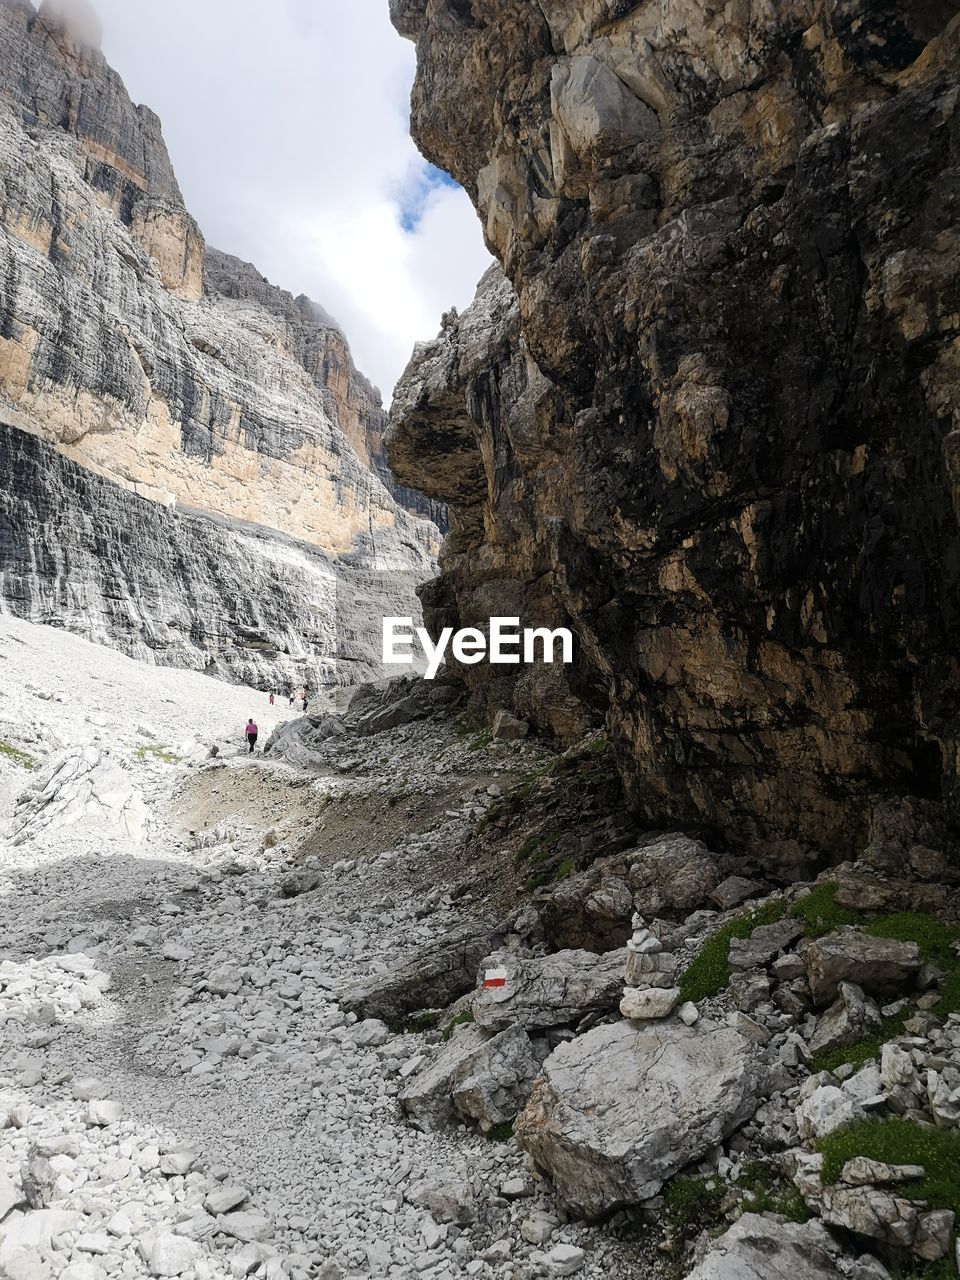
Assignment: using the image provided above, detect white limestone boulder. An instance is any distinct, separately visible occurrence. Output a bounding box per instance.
[515,1018,760,1216]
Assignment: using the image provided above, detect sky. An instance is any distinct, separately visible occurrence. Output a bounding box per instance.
[88,0,492,400]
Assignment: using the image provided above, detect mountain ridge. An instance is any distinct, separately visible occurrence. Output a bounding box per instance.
[0,0,437,687]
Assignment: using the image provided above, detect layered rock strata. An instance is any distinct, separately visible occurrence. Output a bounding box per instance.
[388,0,960,861]
[0,423,417,688]
[0,0,438,686]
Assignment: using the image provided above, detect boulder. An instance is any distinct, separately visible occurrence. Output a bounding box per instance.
[278,868,322,898]
[800,928,922,1005]
[711,877,767,911]
[815,1185,954,1260]
[515,1019,760,1216]
[686,1208,890,1280]
[0,1209,81,1266]
[619,986,679,1020]
[628,835,720,917]
[841,1158,925,1186]
[0,1173,20,1220]
[345,677,464,737]
[685,1213,884,1280]
[400,1024,542,1131]
[728,918,803,972]
[405,1178,476,1225]
[342,919,503,1022]
[145,1233,202,1276]
[20,1146,57,1209]
[808,982,881,1056]
[796,1085,865,1140]
[7,746,147,844]
[537,855,635,951]
[729,970,771,1013]
[829,866,948,915]
[473,948,626,1031]
[450,1026,546,1131]
[491,709,529,741]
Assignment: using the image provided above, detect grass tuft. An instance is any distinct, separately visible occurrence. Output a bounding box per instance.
[441,1008,475,1042]
[0,740,34,770]
[817,1118,960,1221]
[735,1159,810,1223]
[789,882,861,937]
[135,744,179,764]
[678,899,785,1003]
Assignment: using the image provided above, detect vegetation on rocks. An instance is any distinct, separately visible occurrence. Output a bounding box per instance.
[135,743,180,765]
[735,1160,809,1224]
[796,888,960,1071]
[442,1009,475,1042]
[817,1119,960,1220]
[0,739,34,770]
[789,883,863,936]
[678,900,785,1003]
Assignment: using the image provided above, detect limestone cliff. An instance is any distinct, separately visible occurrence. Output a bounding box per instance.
[388,0,960,864]
[0,0,438,687]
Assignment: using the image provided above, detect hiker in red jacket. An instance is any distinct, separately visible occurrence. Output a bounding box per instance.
[245,719,258,753]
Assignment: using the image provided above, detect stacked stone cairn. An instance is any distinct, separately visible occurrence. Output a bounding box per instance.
[619,913,693,1022]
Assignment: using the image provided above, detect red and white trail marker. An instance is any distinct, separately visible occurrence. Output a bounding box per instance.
[483,967,508,989]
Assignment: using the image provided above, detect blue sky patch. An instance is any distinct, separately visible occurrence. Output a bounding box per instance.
[398,163,459,232]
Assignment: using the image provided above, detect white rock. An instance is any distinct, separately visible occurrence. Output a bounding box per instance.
[146,1233,201,1277]
[548,1243,586,1274]
[353,1018,391,1047]
[85,1099,121,1126]
[0,1209,81,1263]
[795,1086,864,1140]
[0,1172,20,1219]
[219,1211,272,1242]
[619,986,679,1020]
[204,1186,249,1215]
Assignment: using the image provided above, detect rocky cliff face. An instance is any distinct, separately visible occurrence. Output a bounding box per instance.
[388,0,960,865]
[0,424,421,689]
[0,0,437,688]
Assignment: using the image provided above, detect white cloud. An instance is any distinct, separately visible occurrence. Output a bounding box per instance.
[91,0,492,399]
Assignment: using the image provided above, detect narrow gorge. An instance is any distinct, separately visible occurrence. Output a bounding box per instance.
[1,3,960,1280]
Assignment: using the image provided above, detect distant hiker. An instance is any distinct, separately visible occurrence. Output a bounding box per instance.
[245,719,258,753]
[302,694,308,712]
[288,690,295,706]
[269,691,275,706]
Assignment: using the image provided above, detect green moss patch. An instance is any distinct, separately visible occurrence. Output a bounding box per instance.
[441,1008,475,1042]
[514,833,557,867]
[486,1120,514,1143]
[789,882,862,937]
[817,1119,960,1220]
[135,744,179,764]
[0,740,34,770]
[735,1159,810,1223]
[665,1175,726,1235]
[678,900,785,1003]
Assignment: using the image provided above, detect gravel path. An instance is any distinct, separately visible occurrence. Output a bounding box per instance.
[0,618,644,1280]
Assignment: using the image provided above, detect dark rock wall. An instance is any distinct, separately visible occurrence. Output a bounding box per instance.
[388,1,960,862]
